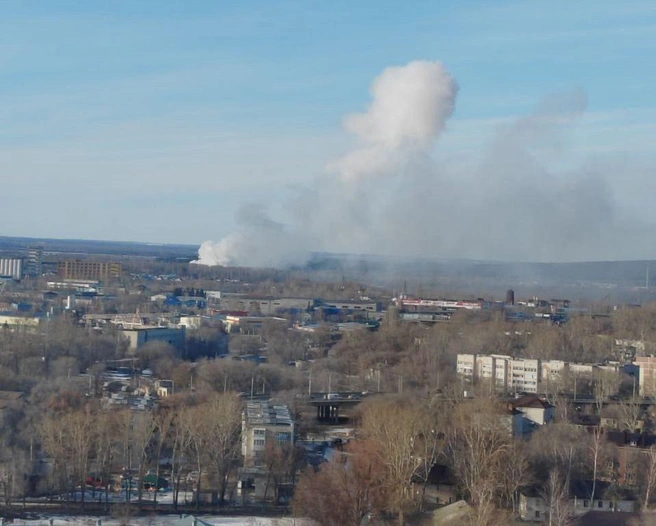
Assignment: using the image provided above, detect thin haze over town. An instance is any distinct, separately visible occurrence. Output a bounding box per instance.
[3,2,656,264]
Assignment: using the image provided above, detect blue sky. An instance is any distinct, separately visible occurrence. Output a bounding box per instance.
[2,1,656,245]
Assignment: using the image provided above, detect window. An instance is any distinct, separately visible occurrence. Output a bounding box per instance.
[598,501,603,508]
[253,429,266,449]
[535,511,540,519]
[583,500,589,508]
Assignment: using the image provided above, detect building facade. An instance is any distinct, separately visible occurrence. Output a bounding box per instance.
[57,260,122,281]
[509,359,540,393]
[120,327,185,351]
[636,356,656,397]
[0,259,23,280]
[25,246,42,277]
[457,354,539,393]
[241,401,295,466]
[458,354,630,395]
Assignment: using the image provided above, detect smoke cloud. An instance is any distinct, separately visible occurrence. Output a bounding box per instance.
[194,60,650,267]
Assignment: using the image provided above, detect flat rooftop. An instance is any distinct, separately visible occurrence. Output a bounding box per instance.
[245,401,293,426]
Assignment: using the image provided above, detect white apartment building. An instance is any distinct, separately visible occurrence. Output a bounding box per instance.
[509,359,540,393]
[456,354,476,379]
[241,401,295,467]
[492,354,511,388]
[541,360,567,382]
[457,354,536,392]
[475,355,494,379]
[457,354,629,395]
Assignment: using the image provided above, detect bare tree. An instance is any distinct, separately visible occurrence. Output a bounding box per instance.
[124,410,157,508]
[618,397,643,433]
[588,427,604,503]
[152,406,175,509]
[202,392,242,504]
[539,469,575,526]
[360,396,440,525]
[593,370,620,414]
[641,446,656,509]
[293,440,386,526]
[0,443,28,510]
[261,441,304,504]
[498,441,531,513]
[446,397,510,526]
[528,424,589,490]
[177,402,207,511]
[38,405,98,509]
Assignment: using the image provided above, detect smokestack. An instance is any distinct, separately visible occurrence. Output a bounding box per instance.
[505,289,515,306]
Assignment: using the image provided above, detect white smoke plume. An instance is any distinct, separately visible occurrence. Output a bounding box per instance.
[194,59,651,268]
[332,61,457,182]
[195,60,458,267]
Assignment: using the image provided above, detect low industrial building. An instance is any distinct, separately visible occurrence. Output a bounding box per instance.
[0,258,23,280]
[0,314,41,328]
[120,326,186,351]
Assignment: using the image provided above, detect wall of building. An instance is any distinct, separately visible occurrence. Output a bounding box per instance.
[121,327,186,351]
[0,259,23,280]
[636,356,656,397]
[241,403,295,467]
[57,260,122,281]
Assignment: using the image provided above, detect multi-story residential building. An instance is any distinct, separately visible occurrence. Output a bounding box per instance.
[509,359,540,393]
[241,401,295,466]
[475,355,495,379]
[636,356,656,397]
[457,354,539,393]
[541,360,567,382]
[492,354,511,388]
[456,354,476,380]
[456,354,634,395]
[57,259,122,281]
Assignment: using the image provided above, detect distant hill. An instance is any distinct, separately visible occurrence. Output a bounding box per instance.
[0,236,197,260]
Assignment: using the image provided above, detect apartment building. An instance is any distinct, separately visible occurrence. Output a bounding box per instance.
[541,360,567,382]
[635,356,656,397]
[509,359,540,393]
[456,354,476,379]
[457,354,539,393]
[241,401,295,466]
[493,355,511,388]
[457,353,528,391]
[458,354,635,396]
[57,259,122,281]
